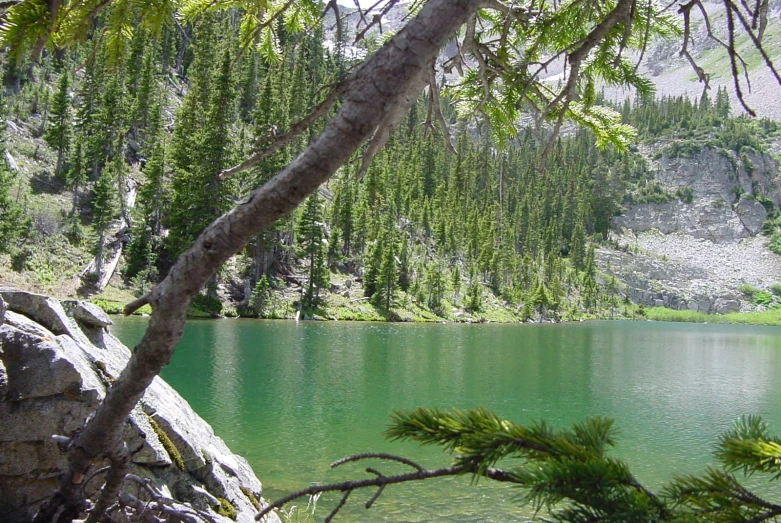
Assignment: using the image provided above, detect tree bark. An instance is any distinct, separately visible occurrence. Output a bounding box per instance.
[41,0,487,519]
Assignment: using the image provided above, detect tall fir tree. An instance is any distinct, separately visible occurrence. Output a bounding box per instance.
[0,73,28,253]
[297,191,330,308]
[45,71,71,176]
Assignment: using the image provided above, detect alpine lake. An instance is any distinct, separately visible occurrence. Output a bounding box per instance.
[111,318,781,522]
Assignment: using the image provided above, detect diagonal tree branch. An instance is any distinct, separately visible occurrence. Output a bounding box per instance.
[35,0,488,519]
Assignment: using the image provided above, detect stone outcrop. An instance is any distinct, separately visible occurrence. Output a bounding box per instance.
[604,146,781,311]
[0,289,280,523]
[614,147,780,242]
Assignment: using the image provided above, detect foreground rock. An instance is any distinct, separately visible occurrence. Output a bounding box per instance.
[0,289,281,523]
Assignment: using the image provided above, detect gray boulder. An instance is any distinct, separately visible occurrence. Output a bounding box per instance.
[0,291,280,523]
[735,199,767,236]
[63,300,114,328]
[713,298,741,314]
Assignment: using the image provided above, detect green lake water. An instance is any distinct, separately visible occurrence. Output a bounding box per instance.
[111,318,781,522]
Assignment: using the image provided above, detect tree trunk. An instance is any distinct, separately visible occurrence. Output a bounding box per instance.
[39,0,487,518]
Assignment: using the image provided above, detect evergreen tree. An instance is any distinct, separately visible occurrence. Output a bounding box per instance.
[297,192,329,308]
[466,279,482,313]
[250,275,271,317]
[45,71,71,176]
[91,168,117,277]
[451,264,462,302]
[126,127,168,282]
[569,212,587,270]
[375,232,398,310]
[0,103,27,252]
[581,244,598,312]
[167,32,236,256]
[425,261,446,313]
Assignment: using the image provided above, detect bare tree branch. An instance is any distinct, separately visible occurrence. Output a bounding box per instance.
[256,459,518,522]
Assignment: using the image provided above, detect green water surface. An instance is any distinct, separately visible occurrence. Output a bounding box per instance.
[111,318,781,522]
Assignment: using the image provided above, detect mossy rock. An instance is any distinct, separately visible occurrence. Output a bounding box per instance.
[216,497,237,520]
[240,486,260,510]
[148,417,185,471]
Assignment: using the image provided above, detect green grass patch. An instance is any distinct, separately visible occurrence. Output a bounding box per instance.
[91,298,152,316]
[645,307,781,326]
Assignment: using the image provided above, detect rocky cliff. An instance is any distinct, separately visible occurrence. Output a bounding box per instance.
[0,289,281,523]
[603,146,781,312]
[614,147,779,241]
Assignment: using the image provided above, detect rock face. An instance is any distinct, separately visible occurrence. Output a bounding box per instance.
[614,148,780,241]
[604,147,781,311]
[0,289,280,523]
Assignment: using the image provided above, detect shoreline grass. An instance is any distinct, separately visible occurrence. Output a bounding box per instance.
[644,307,781,326]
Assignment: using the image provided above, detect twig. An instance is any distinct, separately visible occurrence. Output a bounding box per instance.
[324,491,351,523]
[428,63,456,154]
[331,452,424,471]
[84,445,131,523]
[724,0,755,115]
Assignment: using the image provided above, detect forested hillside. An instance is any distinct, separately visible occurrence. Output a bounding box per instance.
[1,11,779,322]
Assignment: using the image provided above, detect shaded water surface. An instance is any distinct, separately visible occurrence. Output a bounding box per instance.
[112,319,781,522]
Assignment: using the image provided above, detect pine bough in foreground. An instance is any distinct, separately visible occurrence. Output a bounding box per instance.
[259,410,781,522]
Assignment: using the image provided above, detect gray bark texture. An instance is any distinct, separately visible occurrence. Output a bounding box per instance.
[39,0,486,518]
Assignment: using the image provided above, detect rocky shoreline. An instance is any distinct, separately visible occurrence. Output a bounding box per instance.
[0,289,280,523]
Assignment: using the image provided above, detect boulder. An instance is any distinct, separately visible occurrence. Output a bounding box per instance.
[0,294,5,323]
[713,298,741,314]
[0,290,74,337]
[62,300,113,328]
[0,294,280,523]
[735,198,767,236]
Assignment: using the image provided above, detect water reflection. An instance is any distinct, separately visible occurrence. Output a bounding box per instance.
[112,318,781,521]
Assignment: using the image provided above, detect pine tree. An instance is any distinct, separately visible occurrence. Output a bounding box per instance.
[398,234,411,292]
[466,278,482,313]
[451,264,462,302]
[45,71,71,176]
[570,212,587,270]
[0,91,27,252]
[375,233,398,310]
[91,168,117,277]
[581,243,598,312]
[167,36,236,256]
[363,238,383,299]
[297,192,329,308]
[126,127,167,281]
[528,280,554,321]
[425,261,446,312]
[250,275,271,317]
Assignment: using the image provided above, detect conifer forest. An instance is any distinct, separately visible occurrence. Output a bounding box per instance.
[1,8,778,324]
